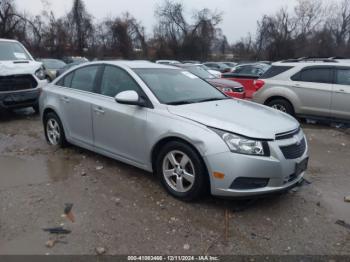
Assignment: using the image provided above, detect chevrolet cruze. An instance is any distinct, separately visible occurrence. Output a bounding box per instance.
[40,61,309,201]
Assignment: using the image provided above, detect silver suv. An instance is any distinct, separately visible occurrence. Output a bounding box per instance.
[40,61,308,201]
[253,59,350,122]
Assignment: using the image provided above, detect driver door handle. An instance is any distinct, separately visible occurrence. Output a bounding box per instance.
[93,106,105,115]
[335,89,345,93]
[61,96,70,103]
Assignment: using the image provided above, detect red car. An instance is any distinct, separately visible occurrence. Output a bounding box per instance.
[176,64,245,99]
[222,63,270,99]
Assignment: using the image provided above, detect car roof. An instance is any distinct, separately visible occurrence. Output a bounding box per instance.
[0,38,19,43]
[82,60,180,70]
[272,61,350,67]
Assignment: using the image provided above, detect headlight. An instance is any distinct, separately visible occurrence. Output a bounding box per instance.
[35,66,46,80]
[210,128,270,156]
[221,87,233,92]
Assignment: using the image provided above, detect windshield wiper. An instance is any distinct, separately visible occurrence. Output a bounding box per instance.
[196,97,230,103]
[167,97,229,106]
[167,100,198,105]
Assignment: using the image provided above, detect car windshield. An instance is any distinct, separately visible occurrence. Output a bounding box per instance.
[134,68,227,105]
[42,59,66,69]
[0,41,31,61]
[185,66,216,79]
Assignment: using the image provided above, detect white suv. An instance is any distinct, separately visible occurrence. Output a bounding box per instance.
[0,39,48,112]
[253,59,350,122]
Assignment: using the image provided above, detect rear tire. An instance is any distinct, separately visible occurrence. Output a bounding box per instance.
[155,141,209,202]
[267,98,294,116]
[44,112,68,148]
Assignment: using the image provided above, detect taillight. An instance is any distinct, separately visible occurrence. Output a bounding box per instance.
[254,80,265,90]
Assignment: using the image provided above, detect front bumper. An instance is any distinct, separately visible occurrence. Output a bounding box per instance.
[0,88,41,109]
[205,131,308,197]
[0,79,47,109]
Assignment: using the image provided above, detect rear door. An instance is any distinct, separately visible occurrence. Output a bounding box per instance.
[290,66,334,117]
[331,67,350,120]
[56,65,102,146]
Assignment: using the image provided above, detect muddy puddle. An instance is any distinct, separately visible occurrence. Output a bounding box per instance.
[0,155,78,189]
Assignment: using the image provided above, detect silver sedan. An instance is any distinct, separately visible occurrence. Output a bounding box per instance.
[40,61,309,201]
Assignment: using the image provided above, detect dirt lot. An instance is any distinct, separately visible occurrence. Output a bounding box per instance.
[0,109,349,255]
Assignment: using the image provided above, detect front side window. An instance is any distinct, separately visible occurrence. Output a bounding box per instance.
[294,68,333,84]
[100,66,141,97]
[0,41,31,61]
[336,69,350,86]
[70,66,99,92]
[135,68,227,105]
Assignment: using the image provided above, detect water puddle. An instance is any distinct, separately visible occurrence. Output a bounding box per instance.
[0,155,77,189]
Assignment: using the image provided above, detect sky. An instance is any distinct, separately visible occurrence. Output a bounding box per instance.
[19,0,300,42]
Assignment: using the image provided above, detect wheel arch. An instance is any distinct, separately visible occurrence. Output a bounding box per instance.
[264,96,296,114]
[42,107,69,140]
[151,136,209,175]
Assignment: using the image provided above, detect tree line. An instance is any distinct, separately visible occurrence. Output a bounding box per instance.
[1,0,350,61]
[234,0,350,61]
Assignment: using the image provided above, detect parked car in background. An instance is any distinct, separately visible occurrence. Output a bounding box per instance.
[182,60,200,64]
[203,62,231,73]
[37,58,66,81]
[191,64,221,78]
[40,61,308,201]
[176,64,245,99]
[253,59,350,122]
[222,63,271,99]
[155,60,181,65]
[56,61,87,77]
[62,56,89,64]
[223,62,238,68]
[0,39,48,113]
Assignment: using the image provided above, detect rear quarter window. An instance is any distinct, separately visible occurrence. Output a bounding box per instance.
[261,66,293,79]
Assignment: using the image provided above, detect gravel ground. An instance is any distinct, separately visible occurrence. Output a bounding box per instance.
[0,109,349,255]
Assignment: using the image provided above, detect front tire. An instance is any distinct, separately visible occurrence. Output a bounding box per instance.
[155,141,209,201]
[44,112,67,148]
[267,98,294,116]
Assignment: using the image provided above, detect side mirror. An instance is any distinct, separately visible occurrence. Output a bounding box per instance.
[115,90,144,106]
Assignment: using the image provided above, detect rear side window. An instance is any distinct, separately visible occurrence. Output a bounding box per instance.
[71,65,99,92]
[292,68,333,84]
[261,66,293,79]
[336,69,350,85]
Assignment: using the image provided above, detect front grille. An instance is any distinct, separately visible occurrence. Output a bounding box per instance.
[0,75,37,92]
[230,177,270,190]
[280,138,306,159]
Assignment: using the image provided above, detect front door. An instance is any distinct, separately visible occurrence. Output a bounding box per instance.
[92,65,149,165]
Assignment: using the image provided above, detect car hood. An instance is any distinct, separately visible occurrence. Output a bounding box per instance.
[167,99,299,140]
[0,60,42,76]
[207,78,243,88]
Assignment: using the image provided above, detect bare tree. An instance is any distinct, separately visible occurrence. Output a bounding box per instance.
[67,0,94,55]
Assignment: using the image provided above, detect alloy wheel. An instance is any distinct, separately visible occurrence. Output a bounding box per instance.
[272,104,287,113]
[46,118,61,145]
[162,150,196,193]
